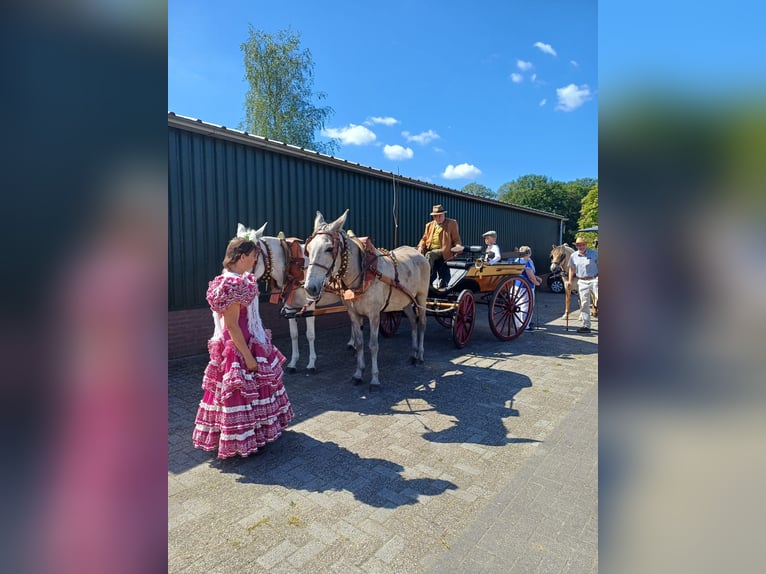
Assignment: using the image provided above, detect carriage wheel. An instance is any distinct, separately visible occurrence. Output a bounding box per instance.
[488,276,533,341]
[451,290,475,348]
[435,311,453,328]
[379,311,402,337]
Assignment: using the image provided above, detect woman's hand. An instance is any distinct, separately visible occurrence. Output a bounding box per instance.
[245,355,259,372]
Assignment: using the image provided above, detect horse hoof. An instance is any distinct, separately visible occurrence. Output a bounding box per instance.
[409,356,417,365]
[347,344,355,352]
[369,383,381,391]
[287,367,297,374]
[307,368,316,375]
[352,377,363,386]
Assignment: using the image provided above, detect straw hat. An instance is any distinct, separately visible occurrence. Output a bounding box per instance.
[430,204,448,215]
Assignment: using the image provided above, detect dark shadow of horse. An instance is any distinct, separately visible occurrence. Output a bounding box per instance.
[209,432,457,509]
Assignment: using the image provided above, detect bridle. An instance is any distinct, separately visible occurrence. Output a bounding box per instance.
[304,228,350,289]
[255,238,273,284]
[551,246,569,268]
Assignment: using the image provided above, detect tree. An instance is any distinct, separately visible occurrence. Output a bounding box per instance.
[240,26,338,155]
[461,183,496,199]
[578,185,598,229]
[497,174,595,244]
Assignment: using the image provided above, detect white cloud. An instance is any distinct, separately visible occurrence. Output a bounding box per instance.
[442,163,482,180]
[555,84,592,111]
[321,124,376,145]
[367,116,399,126]
[510,73,523,83]
[570,60,579,67]
[531,73,538,82]
[517,59,533,71]
[402,129,440,145]
[533,41,557,56]
[383,144,414,160]
[539,98,547,107]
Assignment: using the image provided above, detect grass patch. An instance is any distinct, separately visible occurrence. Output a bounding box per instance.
[287,515,305,527]
[246,517,270,534]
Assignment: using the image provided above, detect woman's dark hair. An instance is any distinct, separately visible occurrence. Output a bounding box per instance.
[222,237,256,270]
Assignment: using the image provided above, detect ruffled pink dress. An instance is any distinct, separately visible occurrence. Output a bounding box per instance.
[192,271,294,458]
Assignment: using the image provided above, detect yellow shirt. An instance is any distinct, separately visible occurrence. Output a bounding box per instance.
[430,224,442,249]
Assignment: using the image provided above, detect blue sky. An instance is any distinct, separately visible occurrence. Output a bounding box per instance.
[169,0,597,193]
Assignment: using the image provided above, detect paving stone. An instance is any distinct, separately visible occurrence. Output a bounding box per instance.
[169,292,597,573]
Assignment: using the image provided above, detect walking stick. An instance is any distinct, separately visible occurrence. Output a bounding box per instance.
[565,284,571,332]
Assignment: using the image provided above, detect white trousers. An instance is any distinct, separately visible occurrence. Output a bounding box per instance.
[577,278,598,328]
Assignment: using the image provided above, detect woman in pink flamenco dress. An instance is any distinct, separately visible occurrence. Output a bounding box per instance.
[193,236,294,458]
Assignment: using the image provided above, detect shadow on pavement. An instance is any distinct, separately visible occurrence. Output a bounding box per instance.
[207,431,458,508]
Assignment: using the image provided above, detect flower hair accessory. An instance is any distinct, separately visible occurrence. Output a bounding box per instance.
[236,222,268,242]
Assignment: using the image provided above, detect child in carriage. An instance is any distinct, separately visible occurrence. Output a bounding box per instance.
[482,230,502,264]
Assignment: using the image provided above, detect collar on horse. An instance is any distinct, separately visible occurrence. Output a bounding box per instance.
[267,236,310,309]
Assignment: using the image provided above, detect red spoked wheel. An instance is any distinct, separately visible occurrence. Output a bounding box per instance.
[488,276,534,341]
[451,289,475,348]
[379,311,402,337]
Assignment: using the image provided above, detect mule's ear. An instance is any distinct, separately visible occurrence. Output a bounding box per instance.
[237,223,248,237]
[329,209,349,232]
[253,222,267,239]
[313,211,326,230]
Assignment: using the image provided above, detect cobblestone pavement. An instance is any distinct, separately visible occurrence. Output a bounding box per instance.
[169,291,598,573]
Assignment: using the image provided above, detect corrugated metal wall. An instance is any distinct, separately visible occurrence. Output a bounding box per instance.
[169,114,564,311]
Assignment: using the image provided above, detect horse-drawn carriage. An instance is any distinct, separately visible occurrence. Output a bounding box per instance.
[239,211,536,387]
[379,246,535,348]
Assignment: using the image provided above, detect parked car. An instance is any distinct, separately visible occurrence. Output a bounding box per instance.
[547,270,566,293]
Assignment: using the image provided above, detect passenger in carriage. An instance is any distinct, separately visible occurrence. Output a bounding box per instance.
[481,230,502,264]
[417,204,464,290]
[514,245,543,330]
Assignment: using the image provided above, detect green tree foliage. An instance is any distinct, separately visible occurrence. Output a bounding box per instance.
[461,182,496,199]
[577,185,599,246]
[497,174,595,244]
[578,185,598,229]
[240,26,338,155]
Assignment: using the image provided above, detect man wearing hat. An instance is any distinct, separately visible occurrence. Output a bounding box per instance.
[566,236,599,333]
[417,204,464,289]
[482,230,501,264]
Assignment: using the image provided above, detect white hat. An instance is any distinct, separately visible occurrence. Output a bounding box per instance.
[482,230,497,237]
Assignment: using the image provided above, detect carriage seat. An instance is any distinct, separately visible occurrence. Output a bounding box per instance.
[445,244,482,269]
[446,259,474,270]
[501,250,524,260]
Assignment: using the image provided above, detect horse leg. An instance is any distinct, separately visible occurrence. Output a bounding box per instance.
[348,311,366,385]
[347,327,355,352]
[305,316,317,373]
[287,318,300,373]
[402,306,420,365]
[415,300,427,363]
[367,314,381,388]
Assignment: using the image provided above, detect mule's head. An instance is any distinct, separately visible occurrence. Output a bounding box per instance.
[550,244,566,273]
[550,243,575,273]
[303,210,349,299]
[235,221,268,278]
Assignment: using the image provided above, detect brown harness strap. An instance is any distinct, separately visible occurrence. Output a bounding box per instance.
[345,239,419,308]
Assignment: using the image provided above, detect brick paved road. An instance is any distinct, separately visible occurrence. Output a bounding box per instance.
[169,291,597,573]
